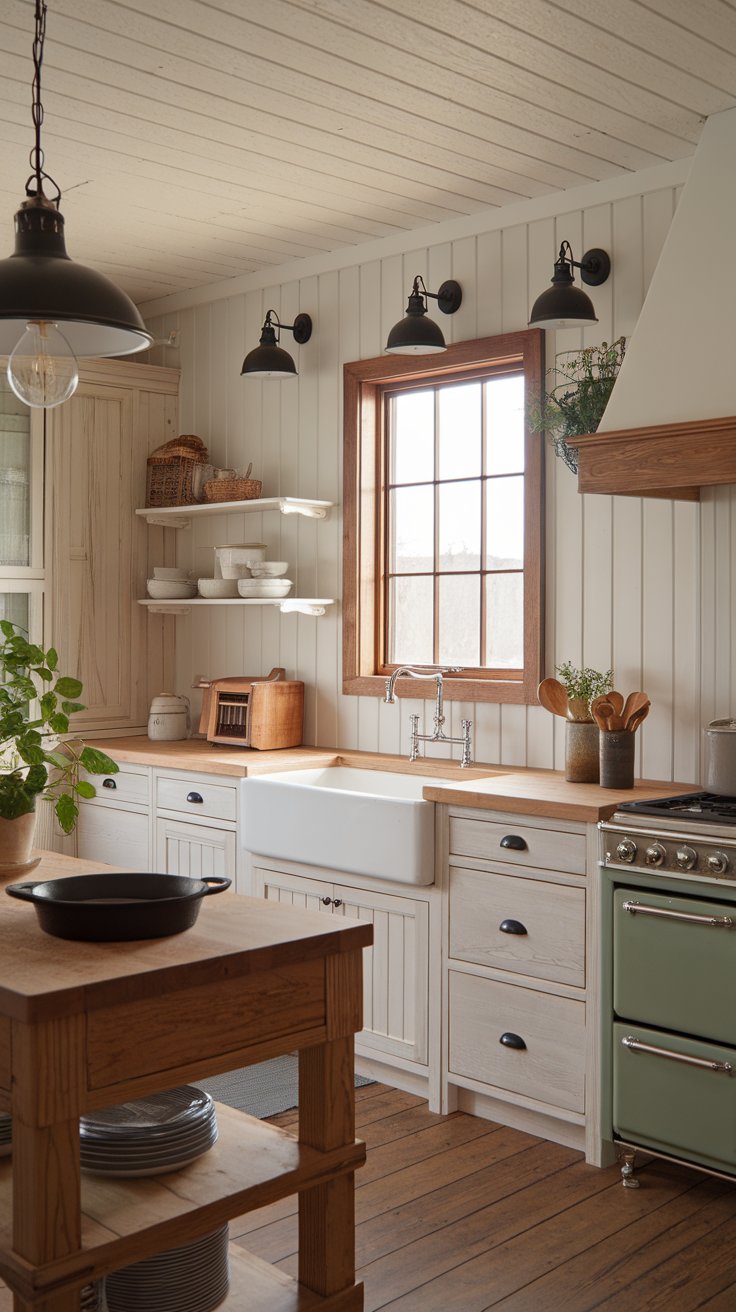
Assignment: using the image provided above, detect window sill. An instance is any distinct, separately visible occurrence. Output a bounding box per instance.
[343,674,533,705]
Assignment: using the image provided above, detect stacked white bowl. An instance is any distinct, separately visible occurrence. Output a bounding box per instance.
[238,576,292,598]
[147,566,197,600]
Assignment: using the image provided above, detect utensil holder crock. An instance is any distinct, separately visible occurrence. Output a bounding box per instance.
[564,720,600,783]
[600,729,635,789]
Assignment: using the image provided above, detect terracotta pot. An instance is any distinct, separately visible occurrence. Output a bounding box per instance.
[0,810,38,882]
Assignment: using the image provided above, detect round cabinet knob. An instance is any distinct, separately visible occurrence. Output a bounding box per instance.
[675,845,697,871]
[332,898,343,909]
[616,839,637,864]
[321,896,332,906]
[708,851,730,876]
[644,842,666,868]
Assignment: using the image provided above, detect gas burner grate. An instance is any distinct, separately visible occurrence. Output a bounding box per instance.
[619,791,736,823]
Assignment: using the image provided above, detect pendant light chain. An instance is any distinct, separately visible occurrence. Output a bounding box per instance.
[26,0,60,204]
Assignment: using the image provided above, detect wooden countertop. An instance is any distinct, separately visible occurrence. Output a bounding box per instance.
[421,769,700,823]
[89,736,699,821]
[0,850,372,1022]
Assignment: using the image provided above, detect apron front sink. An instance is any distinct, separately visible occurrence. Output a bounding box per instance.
[242,767,440,884]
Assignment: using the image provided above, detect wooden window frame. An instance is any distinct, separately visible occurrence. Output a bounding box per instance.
[343,331,544,704]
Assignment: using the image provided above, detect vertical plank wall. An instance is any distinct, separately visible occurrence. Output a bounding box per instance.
[145,176,713,783]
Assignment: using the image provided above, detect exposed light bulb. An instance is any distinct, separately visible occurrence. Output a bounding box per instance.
[7,321,79,409]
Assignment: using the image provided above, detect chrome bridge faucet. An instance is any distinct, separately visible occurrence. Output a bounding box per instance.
[384,666,473,768]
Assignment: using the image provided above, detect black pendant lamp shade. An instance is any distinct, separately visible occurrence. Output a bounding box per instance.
[386,276,462,354]
[0,194,151,357]
[241,310,313,378]
[528,242,611,329]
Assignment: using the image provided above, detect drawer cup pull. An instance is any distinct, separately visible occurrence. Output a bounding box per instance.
[102,778,117,790]
[500,835,527,851]
[499,1031,527,1050]
[499,918,527,936]
[186,791,204,804]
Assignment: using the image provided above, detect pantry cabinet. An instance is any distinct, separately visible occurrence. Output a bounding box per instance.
[442,805,593,1154]
[251,861,432,1076]
[46,358,179,733]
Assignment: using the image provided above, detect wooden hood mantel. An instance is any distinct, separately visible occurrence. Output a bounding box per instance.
[573,415,736,502]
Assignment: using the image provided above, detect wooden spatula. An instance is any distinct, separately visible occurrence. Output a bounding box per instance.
[622,691,649,729]
[537,678,569,718]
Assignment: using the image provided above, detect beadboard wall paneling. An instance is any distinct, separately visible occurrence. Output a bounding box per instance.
[147,177,714,782]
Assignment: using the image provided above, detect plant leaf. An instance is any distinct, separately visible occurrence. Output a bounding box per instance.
[54,676,84,699]
[75,780,96,799]
[55,793,78,834]
[61,700,85,715]
[46,647,58,671]
[79,746,119,775]
[49,713,70,735]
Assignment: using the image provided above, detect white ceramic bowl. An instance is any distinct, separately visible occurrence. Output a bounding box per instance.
[146,579,198,600]
[214,543,267,578]
[153,566,191,581]
[197,578,239,599]
[237,578,293,599]
[247,561,289,578]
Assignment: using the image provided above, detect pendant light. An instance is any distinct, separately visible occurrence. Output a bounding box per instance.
[528,242,611,329]
[0,1,151,409]
[240,311,313,378]
[385,276,462,354]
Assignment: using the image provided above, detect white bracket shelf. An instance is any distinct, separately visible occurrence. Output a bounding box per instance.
[139,598,334,618]
[136,497,333,528]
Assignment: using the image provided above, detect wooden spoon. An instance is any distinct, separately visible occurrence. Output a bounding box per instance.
[626,703,650,733]
[537,678,569,718]
[607,691,624,716]
[622,691,649,729]
[591,693,614,719]
[592,700,616,730]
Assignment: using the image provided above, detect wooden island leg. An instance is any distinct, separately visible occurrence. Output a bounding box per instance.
[298,951,364,1310]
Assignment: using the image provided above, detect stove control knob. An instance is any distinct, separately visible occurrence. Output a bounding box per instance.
[644,842,666,868]
[707,851,730,876]
[616,839,637,864]
[675,845,697,871]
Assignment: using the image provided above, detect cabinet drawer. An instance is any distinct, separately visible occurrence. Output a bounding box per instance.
[449,816,586,875]
[83,766,149,810]
[448,970,585,1113]
[449,867,585,987]
[156,775,237,822]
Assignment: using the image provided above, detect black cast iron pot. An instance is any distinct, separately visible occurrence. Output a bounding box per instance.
[5,872,231,941]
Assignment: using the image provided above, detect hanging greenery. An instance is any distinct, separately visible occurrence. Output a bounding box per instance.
[529,337,626,474]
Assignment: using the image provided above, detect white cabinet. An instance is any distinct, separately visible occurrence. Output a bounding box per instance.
[252,863,431,1073]
[77,804,150,871]
[442,805,591,1153]
[156,816,237,879]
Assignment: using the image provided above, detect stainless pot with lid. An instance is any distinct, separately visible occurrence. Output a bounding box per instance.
[704,719,736,795]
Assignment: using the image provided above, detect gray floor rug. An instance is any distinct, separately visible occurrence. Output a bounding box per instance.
[200,1054,374,1119]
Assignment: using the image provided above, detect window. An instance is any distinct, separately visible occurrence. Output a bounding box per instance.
[0,377,44,645]
[343,331,544,704]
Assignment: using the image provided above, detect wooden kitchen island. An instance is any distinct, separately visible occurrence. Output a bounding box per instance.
[0,852,372,1312]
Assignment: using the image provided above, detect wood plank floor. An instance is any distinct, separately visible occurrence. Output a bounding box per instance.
[232,1083,736,1311]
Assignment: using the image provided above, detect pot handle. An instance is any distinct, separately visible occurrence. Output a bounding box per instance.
[5,882,40,902]
[201,876,231,896]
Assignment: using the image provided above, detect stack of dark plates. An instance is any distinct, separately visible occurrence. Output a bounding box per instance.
[105,1224,230,1312]
[0,1111,10,1157]
[80,1086,218,1177]
[80,1281,102,1311]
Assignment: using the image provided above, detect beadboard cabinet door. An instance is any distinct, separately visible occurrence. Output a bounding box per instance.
[156,816,237,881]
[46,361,178,733]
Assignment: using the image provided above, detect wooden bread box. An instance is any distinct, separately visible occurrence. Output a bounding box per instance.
[202,672,305,749]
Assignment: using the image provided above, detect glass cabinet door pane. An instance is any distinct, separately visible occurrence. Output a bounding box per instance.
[0,592,30,636]
[0,382,31,567]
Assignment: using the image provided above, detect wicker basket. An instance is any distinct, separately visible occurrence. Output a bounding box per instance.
[203,477,263,503]
[146,435,209,507]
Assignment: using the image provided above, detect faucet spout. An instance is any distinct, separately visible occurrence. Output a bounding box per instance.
[383,666,472,766]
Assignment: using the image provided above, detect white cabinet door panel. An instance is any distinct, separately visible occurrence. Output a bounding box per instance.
[77,804,150,871]
[156,818,236,881]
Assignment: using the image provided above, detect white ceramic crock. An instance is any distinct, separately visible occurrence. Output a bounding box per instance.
[148,693,191,742]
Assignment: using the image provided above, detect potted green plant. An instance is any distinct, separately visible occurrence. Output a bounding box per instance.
[530,338,626,473]
[555,662,614,784]
[0,621,118,876]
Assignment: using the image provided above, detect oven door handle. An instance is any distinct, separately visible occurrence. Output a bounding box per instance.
[622,899,736,928]
[621,1034,733,1074]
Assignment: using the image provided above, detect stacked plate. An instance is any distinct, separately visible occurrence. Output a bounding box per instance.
[80,1281,102,1311]
[80,1086,218,1178]
[0,1111,11,1157]
[105,1224,230,1312]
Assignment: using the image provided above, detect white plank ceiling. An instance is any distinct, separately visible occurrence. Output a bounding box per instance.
[0,0,735,304]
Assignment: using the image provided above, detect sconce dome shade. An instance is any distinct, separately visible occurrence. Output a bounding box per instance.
[240,340,299,377]
[0,200,151,356]
[528,280,599,329]
[385,311,447,354]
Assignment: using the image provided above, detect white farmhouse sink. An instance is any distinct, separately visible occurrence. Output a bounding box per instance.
[242,767,440,885]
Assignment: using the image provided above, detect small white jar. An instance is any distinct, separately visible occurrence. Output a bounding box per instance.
[148,693,191,741]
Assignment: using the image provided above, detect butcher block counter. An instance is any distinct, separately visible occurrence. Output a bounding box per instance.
[0,851,372,1312]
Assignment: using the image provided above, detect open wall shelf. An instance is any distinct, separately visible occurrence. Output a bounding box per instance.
[136,497,334,528]
[139,598,334,617]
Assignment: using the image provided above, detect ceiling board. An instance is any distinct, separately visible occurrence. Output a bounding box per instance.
[0,0,732,303]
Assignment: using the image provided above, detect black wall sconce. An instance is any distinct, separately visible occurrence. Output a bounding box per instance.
[240,310,313,378]
[528,242,611,329]
[385,276,462,354]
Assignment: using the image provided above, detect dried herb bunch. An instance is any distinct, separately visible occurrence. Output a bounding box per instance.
[556,662,613,722]
[530,338,626,473]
